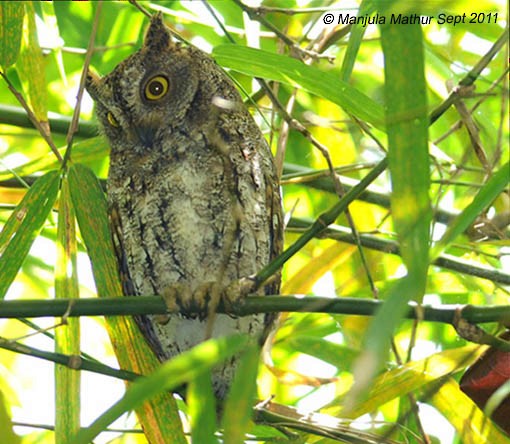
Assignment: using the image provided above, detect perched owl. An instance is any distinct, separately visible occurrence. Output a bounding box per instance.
[85,13,282,399]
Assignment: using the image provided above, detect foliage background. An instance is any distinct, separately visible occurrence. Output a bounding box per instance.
[0,1,508,443]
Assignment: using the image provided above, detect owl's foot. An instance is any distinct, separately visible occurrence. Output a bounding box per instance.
[159,277,258,320]
[220,276,258,312]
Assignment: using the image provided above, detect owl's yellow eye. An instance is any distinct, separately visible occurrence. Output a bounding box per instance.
[107,111,119,127]
[144,75,169,101]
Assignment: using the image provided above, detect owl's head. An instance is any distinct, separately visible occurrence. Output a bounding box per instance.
[85,13,200,152]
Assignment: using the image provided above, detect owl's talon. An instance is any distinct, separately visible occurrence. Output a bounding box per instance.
[193,281,221,312]
[220,277,258,313]
[223,277,256,302]
[160,279,257,317]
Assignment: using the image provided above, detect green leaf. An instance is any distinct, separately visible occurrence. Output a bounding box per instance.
[0,136,109,182]
[0,170,60,300]
[222,342,260,444]
[431,378,509,444]
[16,2,48,123]
[330,344,480,418]
[431,161,510,260]
[187,372,219,444]
[54,178,80,444]
[383,18,430,285]
[67,163,120,300]
[74,335,249,444]
[345,12,431,410]
[0,2,24,68]
[339,0,374,81]
[0,390,21,444]
[287,335,359,369]
[67,163,186,443]
[212,45,385,129]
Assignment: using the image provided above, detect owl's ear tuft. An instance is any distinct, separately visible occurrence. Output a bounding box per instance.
[85,70,102,100]
[145,12,172,51]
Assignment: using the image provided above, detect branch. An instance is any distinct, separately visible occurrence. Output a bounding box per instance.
[429,29,508,124]
[288,217,510,285]
[0,296,508,325]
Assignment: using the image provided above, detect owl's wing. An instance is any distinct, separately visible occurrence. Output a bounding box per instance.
[109,203,137,296]
[109,202,169,361]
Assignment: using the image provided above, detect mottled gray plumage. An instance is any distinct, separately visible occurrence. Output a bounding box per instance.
[85,13,282,399]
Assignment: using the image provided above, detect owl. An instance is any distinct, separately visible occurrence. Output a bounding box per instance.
[85,12,283,399]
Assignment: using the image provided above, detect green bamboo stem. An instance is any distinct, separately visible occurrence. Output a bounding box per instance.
[0,296,508,325]
[255,157,388,286]
[0,104,97,138]
[0,336,139,381]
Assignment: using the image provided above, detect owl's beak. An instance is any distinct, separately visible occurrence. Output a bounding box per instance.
[134,126,156,147]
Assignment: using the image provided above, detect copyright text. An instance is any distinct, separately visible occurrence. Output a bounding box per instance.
[322,12,500,27]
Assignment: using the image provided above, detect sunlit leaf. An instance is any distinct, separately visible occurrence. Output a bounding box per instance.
[329,345,481,418]
[68,163,186,444]
[0,390,20,444]
[346,9,431,410]
[222,342,260,444]
[74,335,249,444]
[0,170,60,300]
[188,372,219,444]
[0,136,109,182]
[16,2,47,123]
[212,45,385,129]
[0,2,24,68]
[431,378,509,444]
[54,177,80,444]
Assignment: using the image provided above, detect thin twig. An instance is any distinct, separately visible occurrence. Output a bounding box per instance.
[0,71,62,162]
[429,29,508,124]
[433,66,509,146]
[254,157,386,287]
[62,1,103,168]
[127,0,151,18]
[287,217,510,285]
[251,6,338,15]
[231,0,329,61]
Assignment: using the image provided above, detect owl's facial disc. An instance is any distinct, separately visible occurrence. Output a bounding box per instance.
[134,126,156,147]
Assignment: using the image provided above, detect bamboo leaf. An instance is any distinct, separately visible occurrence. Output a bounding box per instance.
[382,21,431,283]
[74,335,249,444]
[222,342,260,444]
[188,372,219,444]
[287,336,359,369]
[0,390,21,444]
[0,136,109,182]
[339,0,374,81]
[68,163,186,444]
[431,161,510,260]
[16,2,47,123]
[346,10,431,410]
[54,177,80,444]
[212,45,385,129]
[0,170,60,300]
[329,345,480,418]
[282,242,356,294]
[431,378,508,444]
[0,2,24,68]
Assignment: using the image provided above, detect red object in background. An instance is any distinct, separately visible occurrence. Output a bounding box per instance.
[459,331,510,435]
